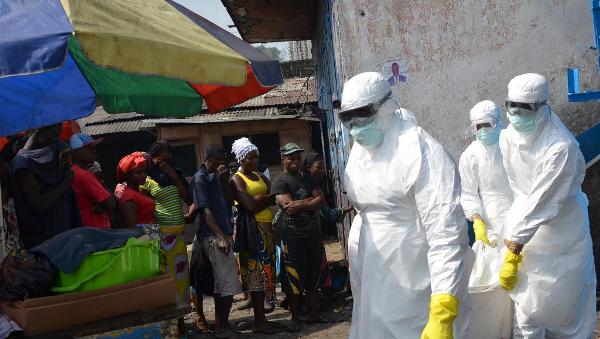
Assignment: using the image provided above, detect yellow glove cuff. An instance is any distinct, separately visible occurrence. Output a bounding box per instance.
[472,219,490,244]
[504,251,523,264]
[473,219,485,229]
[429,294,459,323]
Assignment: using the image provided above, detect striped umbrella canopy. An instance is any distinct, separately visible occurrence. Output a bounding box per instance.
[0,0,283,137]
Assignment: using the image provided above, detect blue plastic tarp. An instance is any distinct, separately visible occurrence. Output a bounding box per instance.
[0,0,72,78]
[577,122,600,167]
[0,53,96,136]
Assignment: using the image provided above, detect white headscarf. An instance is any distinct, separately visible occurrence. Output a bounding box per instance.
[231,137,258,161]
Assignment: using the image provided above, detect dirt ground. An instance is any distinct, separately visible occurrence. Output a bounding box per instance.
[184,241,351,339]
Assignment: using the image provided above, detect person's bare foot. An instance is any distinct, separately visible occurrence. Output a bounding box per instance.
[195,315,211,332]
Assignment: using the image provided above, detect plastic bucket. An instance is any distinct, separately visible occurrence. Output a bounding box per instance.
[51,238,161,293]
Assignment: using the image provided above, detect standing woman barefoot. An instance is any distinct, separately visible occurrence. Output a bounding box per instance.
[230,137,281,334]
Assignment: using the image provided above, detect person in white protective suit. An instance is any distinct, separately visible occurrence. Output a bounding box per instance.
[340,72,471,339]
[499,73,596,338]
[459,100,514,338]
[460,100,513,246]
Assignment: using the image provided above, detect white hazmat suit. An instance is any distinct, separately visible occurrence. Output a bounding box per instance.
[342,72,471,339]
[459,100,513,244]
[459,100,514,338]
[500,73,596,338]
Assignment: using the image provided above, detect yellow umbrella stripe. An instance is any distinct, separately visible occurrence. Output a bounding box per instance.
[60,0,248,86]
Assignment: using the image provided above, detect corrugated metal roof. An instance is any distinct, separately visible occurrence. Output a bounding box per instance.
[149,107,319,125]
[82,77,317,136]
[229,92,317,108]
[82,109,142,125]
[85,119,152,136]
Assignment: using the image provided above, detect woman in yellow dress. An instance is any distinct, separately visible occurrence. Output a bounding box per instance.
[230,137,281,334]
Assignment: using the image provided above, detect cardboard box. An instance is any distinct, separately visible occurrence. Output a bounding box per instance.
[1,274,176,336]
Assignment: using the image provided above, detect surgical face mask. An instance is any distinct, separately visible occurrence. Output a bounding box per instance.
[350,119,384,149]
[507,112,537,133]
[476,127,500,145]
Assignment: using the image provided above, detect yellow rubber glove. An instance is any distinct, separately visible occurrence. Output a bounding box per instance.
[421,294,458,339]
[499,250,523,291]
[472,219,490,245]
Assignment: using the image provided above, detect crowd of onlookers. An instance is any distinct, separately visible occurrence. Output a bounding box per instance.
[0,123,352,338]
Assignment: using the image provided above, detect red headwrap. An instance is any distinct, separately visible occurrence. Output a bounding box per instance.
[59,121,81,142]
[0,137,8,153]
[117,152,147,182]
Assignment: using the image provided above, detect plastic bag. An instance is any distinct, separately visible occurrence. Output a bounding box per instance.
[0,250,57,301]
[232,206,259,253]
[467,241,512,339]
[469,289,513,339]
[189,237,214,297]
[468,241,500,293]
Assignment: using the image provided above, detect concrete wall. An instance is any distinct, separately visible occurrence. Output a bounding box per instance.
[333,0,600,159]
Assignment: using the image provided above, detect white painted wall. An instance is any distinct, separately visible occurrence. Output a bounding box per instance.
[333,0,600,159]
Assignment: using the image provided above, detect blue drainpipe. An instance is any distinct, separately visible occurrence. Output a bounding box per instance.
[567,0,600,102]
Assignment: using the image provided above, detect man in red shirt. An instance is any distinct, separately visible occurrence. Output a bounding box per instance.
[69,133,116,228]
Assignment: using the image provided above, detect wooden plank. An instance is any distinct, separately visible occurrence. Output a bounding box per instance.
[29,305,189,339]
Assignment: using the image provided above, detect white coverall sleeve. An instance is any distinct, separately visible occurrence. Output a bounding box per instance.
[508,142,585,244]
[458,149,482,221]
[414,141,469,296]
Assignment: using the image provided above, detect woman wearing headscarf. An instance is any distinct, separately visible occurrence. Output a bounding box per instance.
[229,137,282,334]
[116,152,155,228]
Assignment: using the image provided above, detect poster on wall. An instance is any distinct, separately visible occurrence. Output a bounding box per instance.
[382,58,408,86]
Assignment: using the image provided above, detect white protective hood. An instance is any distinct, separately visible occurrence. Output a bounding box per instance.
[507,73,549,104]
